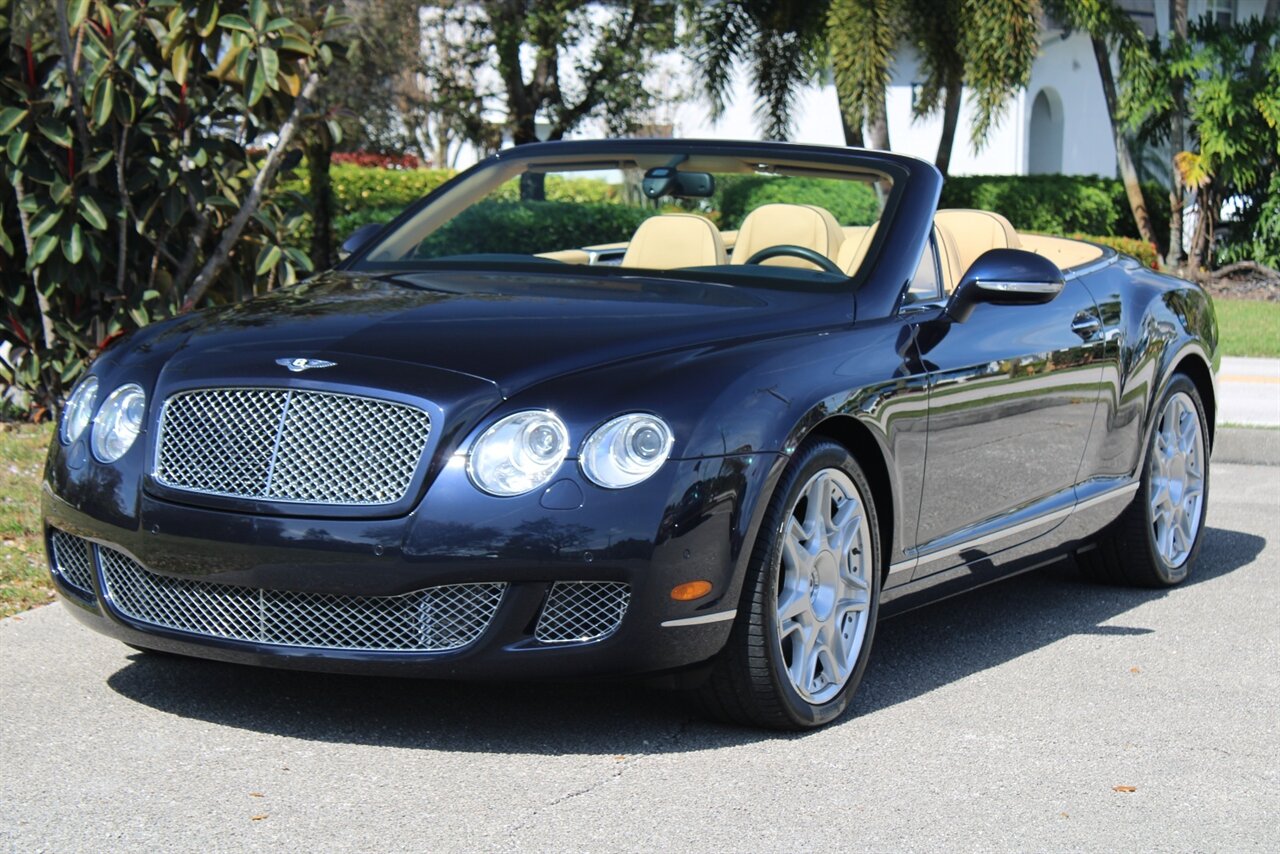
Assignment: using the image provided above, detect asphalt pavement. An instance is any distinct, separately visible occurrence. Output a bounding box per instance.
[1,459,1276,852]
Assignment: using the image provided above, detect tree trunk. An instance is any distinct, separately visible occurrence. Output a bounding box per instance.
[306,127,334,271]
[182,73,321,311]
[1166,0,1188,269]
[1090,36,1157,250]
[513,119,545,200]
[840,109,865,148]
[11,178,56,353]
[866,89,890,150]
[935,74,962,176]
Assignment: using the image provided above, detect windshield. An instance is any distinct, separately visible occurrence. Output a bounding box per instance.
[350,146,898,288]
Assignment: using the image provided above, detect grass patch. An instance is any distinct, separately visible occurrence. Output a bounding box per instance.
[1,423,54,618]
[1215,298,1280,358]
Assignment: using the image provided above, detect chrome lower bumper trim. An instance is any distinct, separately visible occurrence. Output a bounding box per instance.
[661,609,737,628]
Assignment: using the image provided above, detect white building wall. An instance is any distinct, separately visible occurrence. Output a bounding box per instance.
[672,32,1118,179]
[1024,31,1116,177]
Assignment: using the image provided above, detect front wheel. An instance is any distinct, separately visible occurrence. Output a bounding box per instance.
[1078,374,1210,587]
[694,441,881,730]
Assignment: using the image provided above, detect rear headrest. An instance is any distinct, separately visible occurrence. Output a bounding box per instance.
[933,209,1021,275]
[621,213,727,269]
[731,204,844,269]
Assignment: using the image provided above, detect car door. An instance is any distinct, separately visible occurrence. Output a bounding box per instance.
[907,263,1105,578]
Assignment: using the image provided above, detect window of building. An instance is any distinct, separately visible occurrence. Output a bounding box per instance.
[1204,0,1235,26]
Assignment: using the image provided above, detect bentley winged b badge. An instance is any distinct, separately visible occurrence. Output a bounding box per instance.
[276,357,337,373]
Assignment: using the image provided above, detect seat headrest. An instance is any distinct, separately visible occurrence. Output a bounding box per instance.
[730,204,844,270]
[621,214,727,270]
[933,209,1021,276]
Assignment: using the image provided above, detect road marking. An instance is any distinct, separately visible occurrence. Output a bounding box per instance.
[1218,374,1280,385]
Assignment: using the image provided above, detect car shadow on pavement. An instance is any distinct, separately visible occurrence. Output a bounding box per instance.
[105,526,1263,753]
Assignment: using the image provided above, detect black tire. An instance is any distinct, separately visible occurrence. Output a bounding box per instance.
[693,440,882,730]
[1077,374,1210,588]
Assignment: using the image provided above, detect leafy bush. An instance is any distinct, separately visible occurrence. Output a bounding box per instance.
[1217,172,1280,270]
[1,0,349,417]
[1069,234,1160,269]
[331,151,422,169]
[415,201,650,257]
[287,166,626,243]
[940,175,1170,245]
[715,176,881,229]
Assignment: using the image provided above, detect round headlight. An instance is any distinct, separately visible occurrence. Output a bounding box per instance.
[60,376,99,445]
[581,413,674,489]
[467,410,569,496]
[91,383,146,463]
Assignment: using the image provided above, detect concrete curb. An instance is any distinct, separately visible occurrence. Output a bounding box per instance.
[1214,426,1280,466]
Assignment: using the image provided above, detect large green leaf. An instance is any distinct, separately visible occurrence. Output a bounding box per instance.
[195,0,219,37]
[64,223,85,265]
[260,46,279,86]
[219,14,254,33]
[28,209,63,240]
[68,0,92,29]
[255,243,282,275]
[5,129,28,164]
[79,195,109,230]
[0,106,28,135]
[91,77,115,128]
[171,42,191,86]
[30,233,58,266]
[247,57,267,106]
[249,0,267,31]
[36,118,73,148]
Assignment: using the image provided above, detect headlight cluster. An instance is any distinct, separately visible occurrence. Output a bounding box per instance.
[59,377,146,463]
[467,410,674,496]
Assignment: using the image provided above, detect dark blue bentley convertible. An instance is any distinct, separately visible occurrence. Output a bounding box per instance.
[44,139,1217,729]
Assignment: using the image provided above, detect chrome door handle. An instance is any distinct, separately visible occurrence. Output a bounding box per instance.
[1071,314,1102,339]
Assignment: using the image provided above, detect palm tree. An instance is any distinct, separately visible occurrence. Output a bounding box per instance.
[683,0,831,141]
[688,0,1041,176]
[1045,0,1157,248]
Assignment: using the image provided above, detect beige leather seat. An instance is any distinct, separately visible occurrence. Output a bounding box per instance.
[837,222,880,274]
[932,209,1021,285]
[730,204,844,270]
[621,213,727,269]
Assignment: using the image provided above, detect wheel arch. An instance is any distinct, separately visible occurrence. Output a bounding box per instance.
[1171,351,1216,449]
[803,415,897,583]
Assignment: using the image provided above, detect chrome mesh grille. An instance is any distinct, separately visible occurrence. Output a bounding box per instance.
[98,545,504,652]
[154,388,431,505]
[49,530,96,599]
[534,581,630,644]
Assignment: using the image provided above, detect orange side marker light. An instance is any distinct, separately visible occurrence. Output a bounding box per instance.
[671,580,712,601]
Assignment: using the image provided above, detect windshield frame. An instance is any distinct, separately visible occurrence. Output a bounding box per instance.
[340,139,942,310]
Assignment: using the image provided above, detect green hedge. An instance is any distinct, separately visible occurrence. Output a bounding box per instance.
[715,176,881,229]
[1070,234,1160,268]
[415,201,651,257]
[940,175,1170,245]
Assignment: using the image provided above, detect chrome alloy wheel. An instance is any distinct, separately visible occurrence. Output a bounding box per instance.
[1148,390,1206,568]
[775,468,873,704]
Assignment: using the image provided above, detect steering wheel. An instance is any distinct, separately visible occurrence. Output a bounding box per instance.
[741,244,844,275]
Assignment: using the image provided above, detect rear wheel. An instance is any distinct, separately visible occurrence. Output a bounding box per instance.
[1078,375,1209,587]
[695,441,881,730]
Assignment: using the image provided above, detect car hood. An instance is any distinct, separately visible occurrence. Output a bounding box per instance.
[147,269,854,396]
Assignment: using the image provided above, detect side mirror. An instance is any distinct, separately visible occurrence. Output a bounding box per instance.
[338,223,384,261]
[946,248,1065,323]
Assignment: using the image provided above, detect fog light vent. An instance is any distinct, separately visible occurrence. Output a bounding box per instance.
[534,581,630,644]
[49,530,96,600]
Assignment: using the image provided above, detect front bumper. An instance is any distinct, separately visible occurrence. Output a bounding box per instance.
[42,452,780,680]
